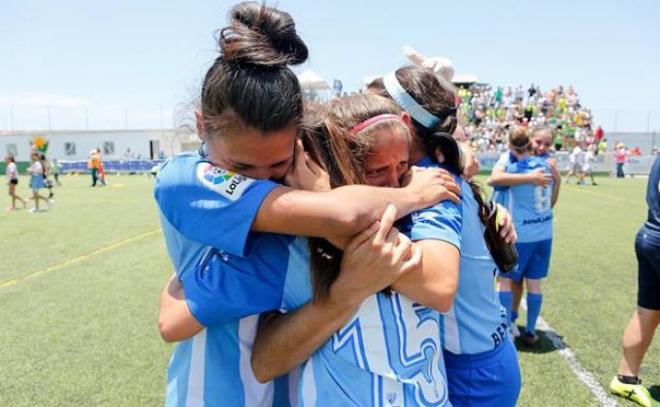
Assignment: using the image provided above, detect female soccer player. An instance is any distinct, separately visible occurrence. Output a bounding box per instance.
[367,66,521,406]
[489,126,560,337]
[492,128,555,346]
[251,94,461,406]
[154,3,458,405]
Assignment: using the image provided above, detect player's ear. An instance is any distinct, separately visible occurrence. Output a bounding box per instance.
[195,111,205,141]
[400,112,412,128]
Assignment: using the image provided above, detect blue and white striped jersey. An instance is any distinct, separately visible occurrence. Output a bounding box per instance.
[155,152,294,406]
[281,238,454,407]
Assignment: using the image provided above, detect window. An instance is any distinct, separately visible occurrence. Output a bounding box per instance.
[103,141,115,156]
[64,142,76,156]
[6,144,17,157]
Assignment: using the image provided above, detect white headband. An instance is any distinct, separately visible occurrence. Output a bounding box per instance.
[383,72,440,129]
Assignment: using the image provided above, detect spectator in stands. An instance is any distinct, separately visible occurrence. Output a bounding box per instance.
[554,130,564,151]
[456,81,591,153]
[594,125,604,142]
[5,155,27,211]
[598,138,608,154]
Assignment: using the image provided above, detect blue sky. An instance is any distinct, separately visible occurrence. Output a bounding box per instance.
[2,0,659,131]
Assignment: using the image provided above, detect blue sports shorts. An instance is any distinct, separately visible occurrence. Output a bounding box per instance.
[443,338,521,407]
[501,239,552,282]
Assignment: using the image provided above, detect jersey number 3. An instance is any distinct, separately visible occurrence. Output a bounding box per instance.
[333,293,447,406]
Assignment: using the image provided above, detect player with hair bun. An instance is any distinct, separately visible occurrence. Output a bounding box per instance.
[154,3,459,405]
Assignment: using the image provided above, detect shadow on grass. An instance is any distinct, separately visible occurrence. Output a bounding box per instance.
[649,385,660,402]
[513,326,564,354]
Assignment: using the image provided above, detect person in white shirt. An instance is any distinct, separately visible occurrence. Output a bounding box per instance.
[5,155,27,211]
[564,144,584,184]
[581,144,598,186]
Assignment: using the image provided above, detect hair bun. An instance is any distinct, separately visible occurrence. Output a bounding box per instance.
[220,1,308,68]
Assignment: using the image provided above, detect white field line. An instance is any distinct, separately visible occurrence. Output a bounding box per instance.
[521,300,619,407]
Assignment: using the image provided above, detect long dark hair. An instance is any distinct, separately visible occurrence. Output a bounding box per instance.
[300,94,409,302]
[200,2,308,139]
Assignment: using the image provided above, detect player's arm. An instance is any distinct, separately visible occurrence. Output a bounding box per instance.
[547,159,561,208]
[390,240,459,313]
[158,275,203,342]
[252,142,460,244]
[251,205,421,383]
[487,165,551,187]
[156,143,460,255]
[388,198,462,312]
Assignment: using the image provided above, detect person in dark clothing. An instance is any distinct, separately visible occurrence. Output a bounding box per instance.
[610,155,660,407]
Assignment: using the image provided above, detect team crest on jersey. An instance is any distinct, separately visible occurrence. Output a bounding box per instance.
[386,393,397,404]
[196,163,253,201]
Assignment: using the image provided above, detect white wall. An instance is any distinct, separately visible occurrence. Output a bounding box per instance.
[0,129,200,161]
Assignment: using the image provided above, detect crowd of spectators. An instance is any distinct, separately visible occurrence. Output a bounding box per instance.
[458,83,602,154]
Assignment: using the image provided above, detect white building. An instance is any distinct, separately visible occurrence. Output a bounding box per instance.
[0,128,201,162]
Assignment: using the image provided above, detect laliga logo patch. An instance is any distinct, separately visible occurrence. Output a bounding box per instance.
[197,163,253,201]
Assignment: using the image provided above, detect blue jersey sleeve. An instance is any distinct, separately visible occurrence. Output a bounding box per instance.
[155,155,279,257]
[408,199,462,250]
[181,234,293,326]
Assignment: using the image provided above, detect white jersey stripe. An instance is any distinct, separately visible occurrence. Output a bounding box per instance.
[358,296,393,376]
[185,329,207,407]
[288,367,301,407]
[442,306,461,354]
[301,358,317,406]
[238,315,273,406]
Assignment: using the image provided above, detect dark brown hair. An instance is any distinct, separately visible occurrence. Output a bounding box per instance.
[300,94,409,301]
[367,66,458,146]
[369,65,490,224]
[200,2,308,138]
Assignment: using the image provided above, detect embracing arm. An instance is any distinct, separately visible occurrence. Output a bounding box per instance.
[391,240,459,313]
[253,168,459,243]
[487,165,551,187]
[548,160,561,208]
[251,205,420,383]
[158,275,203,342]
[251,297,357,383]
